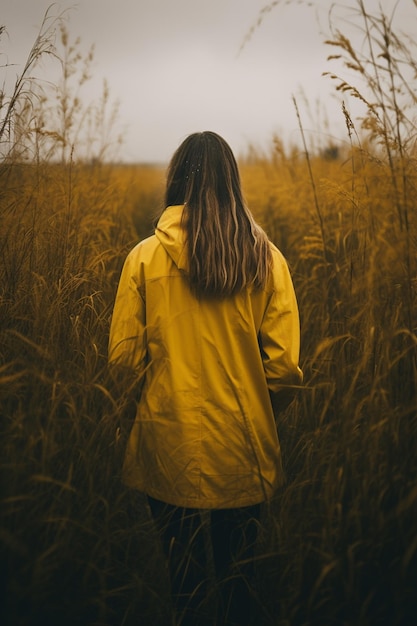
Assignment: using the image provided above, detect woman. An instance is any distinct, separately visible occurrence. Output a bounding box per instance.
[109,131,302,625]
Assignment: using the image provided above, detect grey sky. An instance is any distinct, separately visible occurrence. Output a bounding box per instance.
[1,0,415,162]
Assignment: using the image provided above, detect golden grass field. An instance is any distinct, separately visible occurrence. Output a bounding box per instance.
[1,3,416,625]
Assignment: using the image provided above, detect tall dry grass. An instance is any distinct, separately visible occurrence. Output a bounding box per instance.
[1,2,416,625]
[1,11,168,625]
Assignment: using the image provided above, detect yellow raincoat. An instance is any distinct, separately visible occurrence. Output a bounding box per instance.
[109,205,302,509]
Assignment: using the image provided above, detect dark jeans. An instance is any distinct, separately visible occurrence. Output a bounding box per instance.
[148,496,261,626]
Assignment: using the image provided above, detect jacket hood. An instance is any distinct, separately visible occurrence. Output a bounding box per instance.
[155,205,189,273]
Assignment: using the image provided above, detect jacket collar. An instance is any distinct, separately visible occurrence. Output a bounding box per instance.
[155,205,189,272]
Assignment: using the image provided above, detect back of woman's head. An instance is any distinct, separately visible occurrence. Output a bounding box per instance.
[165,131,271,297]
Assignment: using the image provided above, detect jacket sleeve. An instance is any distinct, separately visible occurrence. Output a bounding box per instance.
[259,249,303,395]
[108,247,147,380]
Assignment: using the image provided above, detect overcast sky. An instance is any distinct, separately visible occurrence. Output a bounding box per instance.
[1,0,415,162]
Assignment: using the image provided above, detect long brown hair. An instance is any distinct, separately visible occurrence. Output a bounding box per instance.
[164,131,272,297]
